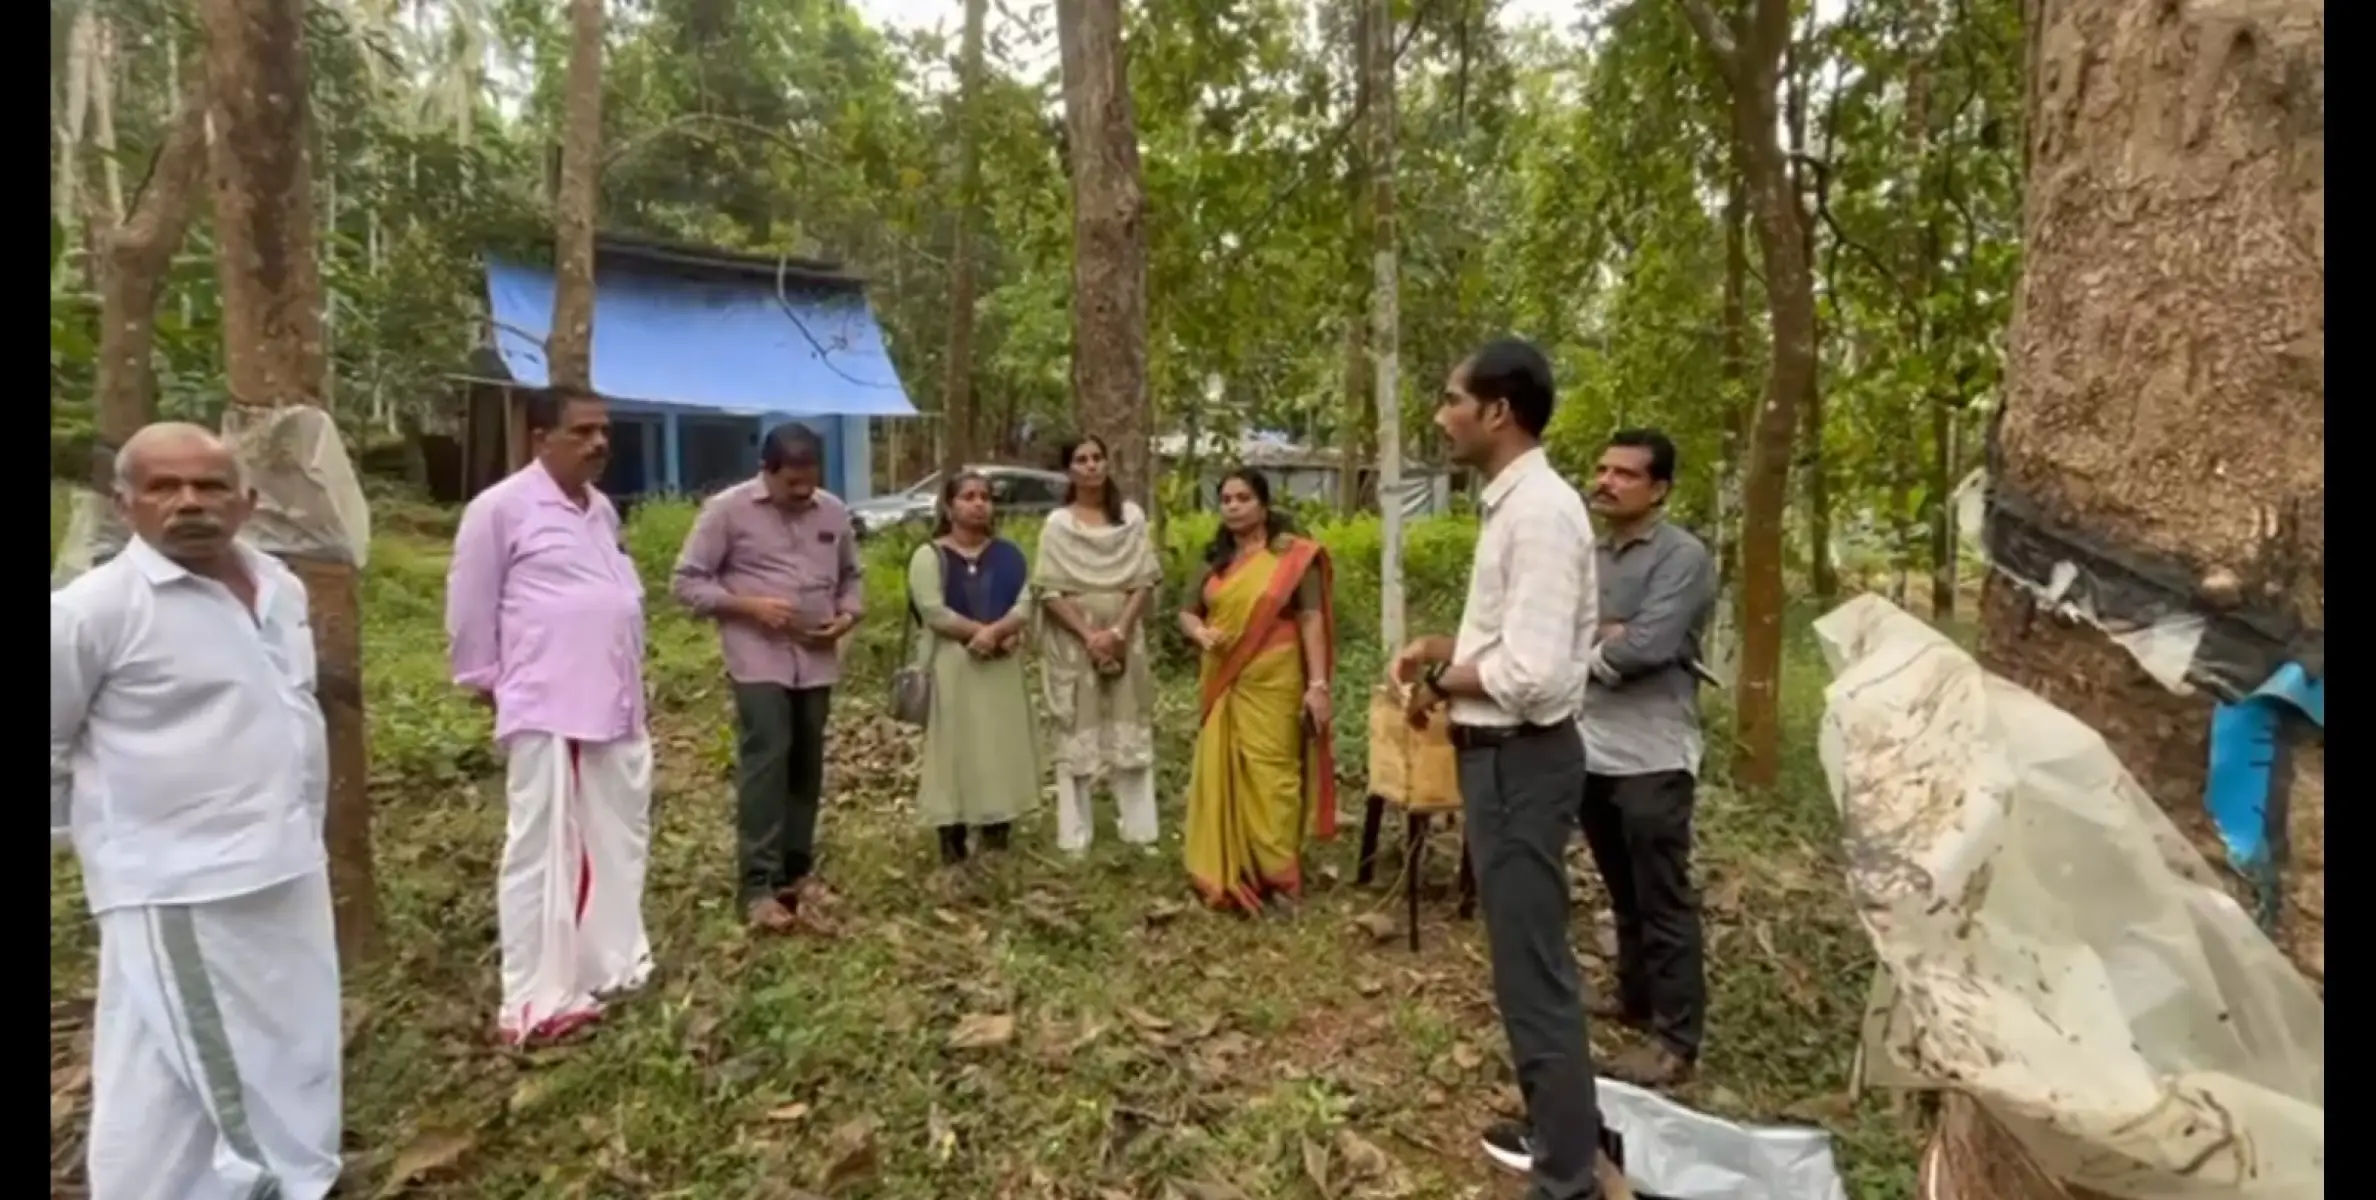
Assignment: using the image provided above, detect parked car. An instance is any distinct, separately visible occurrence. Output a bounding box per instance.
[849,464,1071,538]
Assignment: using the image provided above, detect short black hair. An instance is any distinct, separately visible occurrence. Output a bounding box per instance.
[1460,338,1556,438]
[523,385,600,434]
[1606,427,1679,483]
[761,422,827,472]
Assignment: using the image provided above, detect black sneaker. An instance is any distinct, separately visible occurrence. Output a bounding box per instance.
[1480,1120,1535,1174]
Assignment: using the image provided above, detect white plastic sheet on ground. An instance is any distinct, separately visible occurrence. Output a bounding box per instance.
[1597,1076,1846,1200]
[1813,595,2324,1199]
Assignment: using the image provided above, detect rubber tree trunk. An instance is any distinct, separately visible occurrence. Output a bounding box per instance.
[1674,0,1819,792]
[1785,33,1836,609]
[547,0,605,393]
[1054,0,1152,511]
[90,75,211,490]
[1981,0,2324,981]
[1335,0,1371,514]
[938,0,987,480]
[194,0,382,964]
[1713,175,1747,594]
[1946,0,2323,1190]
[1366,0,1405,651]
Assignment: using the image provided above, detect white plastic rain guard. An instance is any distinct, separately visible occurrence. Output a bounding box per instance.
[1814,595,2324,1199]
[51,406,372,588]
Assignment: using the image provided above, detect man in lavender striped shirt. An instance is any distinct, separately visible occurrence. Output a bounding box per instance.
[671,424,863,936]
[445,388,655,1047]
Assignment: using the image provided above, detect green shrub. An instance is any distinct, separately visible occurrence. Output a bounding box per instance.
[360,535,495,783]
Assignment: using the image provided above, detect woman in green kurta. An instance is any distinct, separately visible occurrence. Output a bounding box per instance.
[906,472,1040,866]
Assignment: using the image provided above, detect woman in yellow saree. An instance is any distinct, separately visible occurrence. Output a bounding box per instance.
[1177,469,1338,912]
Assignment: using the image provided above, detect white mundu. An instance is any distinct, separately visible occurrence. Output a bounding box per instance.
[497,731,656,1042]
[51,537,343,1200]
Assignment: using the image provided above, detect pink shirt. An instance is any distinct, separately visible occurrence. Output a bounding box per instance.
[670,478,863,690]
[445,461,648,745]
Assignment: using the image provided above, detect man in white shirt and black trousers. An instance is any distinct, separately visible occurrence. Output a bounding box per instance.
[1395,338,1607,1199]
[51,423,344,1200]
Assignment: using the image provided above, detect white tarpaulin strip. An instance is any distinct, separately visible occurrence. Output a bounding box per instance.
[1599,1076,1848,1200]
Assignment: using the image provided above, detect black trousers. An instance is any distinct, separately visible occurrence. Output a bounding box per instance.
[732,683,832,905]
[1459,723,1604,1200]
[1578,769,1707,1061]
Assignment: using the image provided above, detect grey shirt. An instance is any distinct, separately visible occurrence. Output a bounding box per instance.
[1578,519,1717,778]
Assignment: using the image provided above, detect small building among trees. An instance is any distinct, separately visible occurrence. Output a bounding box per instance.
[453,233,917,503]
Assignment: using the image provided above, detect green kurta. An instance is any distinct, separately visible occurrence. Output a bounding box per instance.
[908,541,1042,828]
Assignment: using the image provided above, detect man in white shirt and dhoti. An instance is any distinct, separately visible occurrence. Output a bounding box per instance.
[50,422,343,1200]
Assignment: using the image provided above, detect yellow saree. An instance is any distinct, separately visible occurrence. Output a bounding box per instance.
[1183,537,1337,911]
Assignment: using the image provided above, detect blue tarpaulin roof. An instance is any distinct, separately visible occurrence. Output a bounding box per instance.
[484,255,919,418]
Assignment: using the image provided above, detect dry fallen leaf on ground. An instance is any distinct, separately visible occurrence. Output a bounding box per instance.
[1335,1129,1393,1180]
[816,1118,878,1191]
[947,1012,1017,1050]
[1301,1136,1335,1199]
[374,1130,476,1199]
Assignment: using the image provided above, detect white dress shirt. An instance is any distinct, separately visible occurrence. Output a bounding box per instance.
[1449,446,1601,729]
[51,537,329,915]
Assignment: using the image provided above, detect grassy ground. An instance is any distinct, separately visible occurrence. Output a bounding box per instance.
[48,489,1923,1199]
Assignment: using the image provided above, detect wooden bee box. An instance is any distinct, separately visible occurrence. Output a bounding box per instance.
[1365,684,1463,813]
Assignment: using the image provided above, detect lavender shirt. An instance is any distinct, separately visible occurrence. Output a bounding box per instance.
[670,478,864,690]
[445,461,649,745]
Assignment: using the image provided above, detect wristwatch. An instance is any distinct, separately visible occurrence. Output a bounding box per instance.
[1421,660,1450,699]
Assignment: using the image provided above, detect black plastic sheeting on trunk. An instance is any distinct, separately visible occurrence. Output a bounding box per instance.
[1982,485,2323,702]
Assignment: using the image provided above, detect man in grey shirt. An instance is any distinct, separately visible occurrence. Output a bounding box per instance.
[1578,428,1717,1089]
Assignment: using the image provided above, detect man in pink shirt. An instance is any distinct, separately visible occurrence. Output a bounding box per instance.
[671,424,862,936]
[444,387,654,1046]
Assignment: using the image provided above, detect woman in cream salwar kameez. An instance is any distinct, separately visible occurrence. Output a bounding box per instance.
[1177,469,1338,911]
[906,472,1039,867]
[1034,436,1166,854]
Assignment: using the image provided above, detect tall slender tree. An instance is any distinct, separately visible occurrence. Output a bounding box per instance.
[1366,0,1405,650]
[195,0,381,962]
[939,0,989,478]
[91,74,212,487]
[1674,0,1818,791]
[1054,0,1152,507]
[548,0,606,393]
